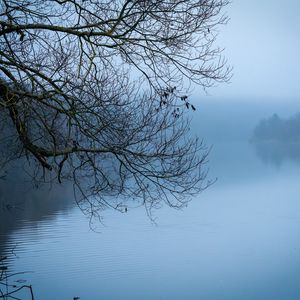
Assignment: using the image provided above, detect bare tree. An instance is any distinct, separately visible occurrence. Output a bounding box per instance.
[0,0,230,217]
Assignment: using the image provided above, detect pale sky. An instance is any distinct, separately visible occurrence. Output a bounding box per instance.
[204,0,300,102]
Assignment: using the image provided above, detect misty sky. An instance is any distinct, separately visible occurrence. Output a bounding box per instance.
[203,0,300,102]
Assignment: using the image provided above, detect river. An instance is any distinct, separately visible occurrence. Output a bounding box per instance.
[1,138,300,300]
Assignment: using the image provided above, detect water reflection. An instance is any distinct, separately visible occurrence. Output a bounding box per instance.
[0,165,75,258]
[252,141,300,166]
[1,141,300,300]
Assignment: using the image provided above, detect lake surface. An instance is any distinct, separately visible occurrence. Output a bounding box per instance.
[1,140,300,300]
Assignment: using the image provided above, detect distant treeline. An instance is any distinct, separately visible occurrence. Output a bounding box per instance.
[252,113,300,142]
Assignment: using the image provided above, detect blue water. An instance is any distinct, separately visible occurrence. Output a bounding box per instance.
[1,141,300,300]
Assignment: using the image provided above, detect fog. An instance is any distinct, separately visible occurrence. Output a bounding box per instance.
[2,98,300,300]
[2,0,300,299]
[191,99,300,143]
[204,0,300,102]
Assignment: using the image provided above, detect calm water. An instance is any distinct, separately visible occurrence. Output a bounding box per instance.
[1,141,300,300]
